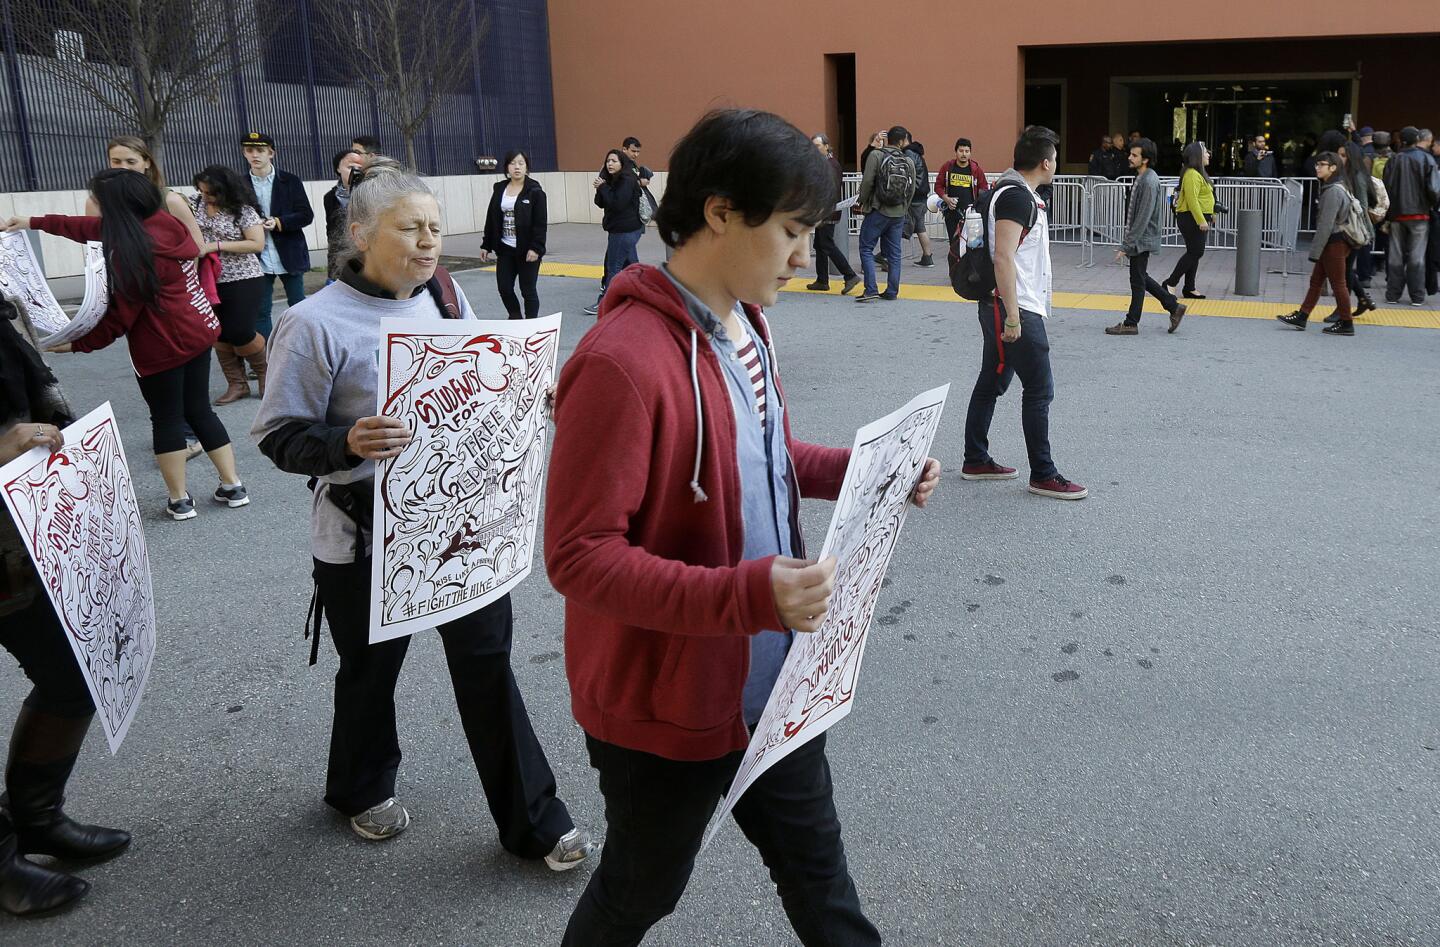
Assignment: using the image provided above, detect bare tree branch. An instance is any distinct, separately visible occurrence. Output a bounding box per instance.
[316,0,487,171]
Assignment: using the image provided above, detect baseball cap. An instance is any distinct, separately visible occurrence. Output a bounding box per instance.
[1358,126,1374,136]
[241,131,275,148]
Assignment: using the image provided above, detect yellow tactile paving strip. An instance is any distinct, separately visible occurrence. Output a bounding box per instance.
[482,262,1440,330]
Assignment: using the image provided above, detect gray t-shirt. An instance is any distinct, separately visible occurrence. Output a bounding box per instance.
[250,278,475,564]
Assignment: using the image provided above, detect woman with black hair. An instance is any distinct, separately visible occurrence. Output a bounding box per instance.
[190,165,268,403]
[4,169,249,519]
[582,148,642,315]
[1334,139,1378,320]
[0,296,127,917]
[479,149,547,318]
[1163,142,1215,299]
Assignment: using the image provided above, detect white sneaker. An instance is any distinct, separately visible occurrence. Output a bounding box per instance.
[349,797,410,841]
[544,827,598,871]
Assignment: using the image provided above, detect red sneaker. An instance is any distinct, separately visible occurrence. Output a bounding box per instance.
[961,460,1019,480]
[1028,475,1088,500]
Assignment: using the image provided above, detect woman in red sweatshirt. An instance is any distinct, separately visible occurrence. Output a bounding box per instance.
[4,169,251,520]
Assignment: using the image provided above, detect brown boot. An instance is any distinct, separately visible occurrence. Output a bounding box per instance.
[236,335,267,398]
[213,343,250,404]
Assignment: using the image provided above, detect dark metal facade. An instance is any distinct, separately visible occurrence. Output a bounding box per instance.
[0,0,558,191]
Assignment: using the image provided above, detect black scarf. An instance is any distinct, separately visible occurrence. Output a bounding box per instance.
[0,297,70,428]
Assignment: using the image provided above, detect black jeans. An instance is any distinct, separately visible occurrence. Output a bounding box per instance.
[1165,213,1207,293]
[215,275,267,344]
[812,223,855,283]
[495,244,541,319]
[1125,251,1178,324]
[311,557,572,858]
[0,592,94,718]
[964,301,1057,481]
[134,350,232,454]
[562,733,878,947]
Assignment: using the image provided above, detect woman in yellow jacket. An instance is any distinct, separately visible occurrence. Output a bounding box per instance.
[1163,142,1215,299]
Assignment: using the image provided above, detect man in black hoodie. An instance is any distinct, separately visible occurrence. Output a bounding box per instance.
[903,138,935,267]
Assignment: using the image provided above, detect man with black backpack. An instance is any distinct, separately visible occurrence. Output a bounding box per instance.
[953,126,1088,500]
[855,125,917,302]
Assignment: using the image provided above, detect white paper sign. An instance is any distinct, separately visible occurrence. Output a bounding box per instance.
[369,313,562,643]
[0,402,156,754]
[0,231,68,335]
[41,242,109,347]
[834,195,859,211]
[704,384,949,848]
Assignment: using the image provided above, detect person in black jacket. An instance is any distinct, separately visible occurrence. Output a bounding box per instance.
[480,150,548,319]
[583,149,642,315]
[806,133,860,294]
[240,132,315,340]
[323,149,367,281]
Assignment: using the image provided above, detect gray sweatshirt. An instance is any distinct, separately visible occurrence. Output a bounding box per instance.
[250,278,475,563]
[1309,178,1357,261]
[1122,168,1165,256]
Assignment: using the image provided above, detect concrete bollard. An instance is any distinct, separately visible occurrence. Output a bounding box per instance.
[1234,208,1261,296]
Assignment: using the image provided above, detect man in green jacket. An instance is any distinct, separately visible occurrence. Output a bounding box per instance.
[1107,138,1186,335]
[855,126,915,303]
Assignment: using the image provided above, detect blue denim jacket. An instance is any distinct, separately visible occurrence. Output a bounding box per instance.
[659,266,794,726]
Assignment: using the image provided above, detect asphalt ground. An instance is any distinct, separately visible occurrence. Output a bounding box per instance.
[6,262,1439,946]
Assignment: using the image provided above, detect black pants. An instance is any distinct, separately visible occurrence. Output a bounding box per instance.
[942,207,961,244]
[135,351,232,454]
[562,733,878,947]
[0,592,94,719]
[812,223,855,283]
[1165,213,1207,293]
[495,245,542,319]
[311,557,572,857]
[964,303,1057,481]
[1124,251,1178,325]
[215,275,267,344]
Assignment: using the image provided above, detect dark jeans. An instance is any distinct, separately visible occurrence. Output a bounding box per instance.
[858,212,903,296]
[311,557,572,857]
[1124,251,1178,325]
[1355,237,1376,285]
[562,733,878,947]
[135,350,231,454]
[495,244,542,318]
[1385,218,1429,303]
[964,301,1057,481]
[215,275,267,345]
[257,271,306,339]
[813,222,855,283]
[0,593,94,719]
[1301,239,1351,320]
[942,207,961,244]
[601,228,644,296]
[1165,213,1207,293]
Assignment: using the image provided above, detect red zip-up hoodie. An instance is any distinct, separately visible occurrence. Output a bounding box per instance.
[544,264,850,762]
[30,213,220,376]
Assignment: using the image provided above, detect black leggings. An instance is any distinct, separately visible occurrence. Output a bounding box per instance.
[135,350,232,454]
[1165,212,1208,293]
[0,593,94,719]
[495,245,541,319]
[215,275,267,344]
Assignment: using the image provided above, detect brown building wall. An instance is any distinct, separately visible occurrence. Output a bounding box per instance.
[545,3,1438,173]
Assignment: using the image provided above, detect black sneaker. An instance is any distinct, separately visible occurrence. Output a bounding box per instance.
[856,292,880,303]
[841,275,862,295]
[1322,320,1354,335]
[1275,311,1308,330]
[915,255,935,268]
[582,303,600,316]
[879,292,899,301]
[166,495,197,520]
[213,483,250,508]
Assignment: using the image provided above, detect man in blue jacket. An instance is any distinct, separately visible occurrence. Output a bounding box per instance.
[241,132,315,340]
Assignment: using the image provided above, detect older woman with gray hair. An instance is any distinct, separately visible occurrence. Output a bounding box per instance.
[250,158,595,867]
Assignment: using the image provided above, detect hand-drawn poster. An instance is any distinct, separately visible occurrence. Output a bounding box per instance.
[705,384,949,848]
[0,231,68,335]
[370,313,562,643]
[0,402,156,754]
[41,242,109,347]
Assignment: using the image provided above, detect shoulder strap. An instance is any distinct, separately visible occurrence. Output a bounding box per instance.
[425,265,461,318]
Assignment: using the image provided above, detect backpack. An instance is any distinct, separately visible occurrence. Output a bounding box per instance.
[949,184,1037,301]
[874,147,918,207]
[1337,190,1372,247]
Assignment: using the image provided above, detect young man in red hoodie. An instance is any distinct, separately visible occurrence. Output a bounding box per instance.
[933,137,989,244]
[547,109,940,946]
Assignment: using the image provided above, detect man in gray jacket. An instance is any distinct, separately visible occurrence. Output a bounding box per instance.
[1107,138,1186,335]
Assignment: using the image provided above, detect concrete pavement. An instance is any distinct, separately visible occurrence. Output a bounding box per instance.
[6,263,1438,945]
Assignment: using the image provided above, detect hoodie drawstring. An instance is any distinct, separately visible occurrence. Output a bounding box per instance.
[687,329,709,502]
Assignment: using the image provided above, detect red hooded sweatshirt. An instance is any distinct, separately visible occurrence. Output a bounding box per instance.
[29,213,220,376]
[544,265,851,762]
